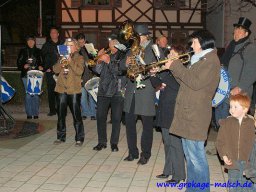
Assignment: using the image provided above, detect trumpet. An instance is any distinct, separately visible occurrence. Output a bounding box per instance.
[59,55,70,75]
[127,51,193,80]
[87,48,111,67]
[60,56,69,66]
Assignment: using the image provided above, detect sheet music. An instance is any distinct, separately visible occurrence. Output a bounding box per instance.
[152,44,160,61]
[57,45,70,56]
[85,43,98,56]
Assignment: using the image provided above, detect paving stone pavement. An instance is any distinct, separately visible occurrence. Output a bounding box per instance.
[0,105,229,192]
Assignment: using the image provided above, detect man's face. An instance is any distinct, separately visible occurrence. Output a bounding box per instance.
[109,39,118,53]
[140,35,148,45]
[233,26,248,42]
[50,29,59,40]
[77,38,86,47]
[157,36,168,48]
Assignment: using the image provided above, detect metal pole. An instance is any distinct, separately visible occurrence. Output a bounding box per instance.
[39,0,42,37]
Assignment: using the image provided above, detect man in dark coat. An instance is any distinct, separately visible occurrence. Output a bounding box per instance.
[92,35,127,152]
[41,27,62,116]
[215,17,256,127]
[123,23,164,165]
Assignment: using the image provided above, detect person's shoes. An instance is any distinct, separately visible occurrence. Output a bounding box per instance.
[53,139,65,145]
[91,116,96,120]
[156,174,169,179]
[47,112,56,116]
[111,144,119,152]
[137,156,149,165]
[166,179,184,184]
[75,141,83,147]
[82,116,87,120]
[154,126,162,132]
[27,116,32,119]
[33,116,38,119]
[93,143,107,151]
[124,154,139,161]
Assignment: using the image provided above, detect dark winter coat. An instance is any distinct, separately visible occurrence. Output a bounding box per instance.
[95,51,127,97]
[41,39,62,73]
[123,40,164,116]
[17,46,42,78]
[151,70,179,128]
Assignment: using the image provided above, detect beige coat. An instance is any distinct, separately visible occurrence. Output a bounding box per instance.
[53,52,84,94]
[170,50,220,141]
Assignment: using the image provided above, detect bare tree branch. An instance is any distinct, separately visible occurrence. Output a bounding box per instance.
[241,0,256,7]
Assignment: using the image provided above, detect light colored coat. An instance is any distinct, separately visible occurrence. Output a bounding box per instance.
[170,50,220,141]
[53,52,84,94]
[228,39,256,97]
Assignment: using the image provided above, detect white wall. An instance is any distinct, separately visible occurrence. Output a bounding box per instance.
[206,2,224,48]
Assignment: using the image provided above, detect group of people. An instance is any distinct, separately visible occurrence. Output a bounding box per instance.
[17,27,97,121]
[16,17,256,191]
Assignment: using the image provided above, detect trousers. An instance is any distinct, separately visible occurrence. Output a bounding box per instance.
[56,93,84,142]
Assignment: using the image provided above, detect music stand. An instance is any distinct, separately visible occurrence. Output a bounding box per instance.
[0,25,15,134]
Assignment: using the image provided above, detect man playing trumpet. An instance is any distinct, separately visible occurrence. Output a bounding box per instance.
[92,32,127,152]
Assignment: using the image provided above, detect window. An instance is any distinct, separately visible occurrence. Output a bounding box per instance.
[155,0,187,9]
[84,0,110,6]
[81,0,121,9]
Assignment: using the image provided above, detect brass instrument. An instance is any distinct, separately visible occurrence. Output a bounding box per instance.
[87,48,111,67]
[120,21,144,81]
[59,56,70,75]
[120,21,142,61]
[127,52,193,80]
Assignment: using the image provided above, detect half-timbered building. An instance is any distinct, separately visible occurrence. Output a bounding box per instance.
[57,0,207,48]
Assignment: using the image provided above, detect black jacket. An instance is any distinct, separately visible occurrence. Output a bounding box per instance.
[17,46,42,78]
[151,70,179,128]
[41,39,62,73]
[79,47,95,86]
[94,51,127,97]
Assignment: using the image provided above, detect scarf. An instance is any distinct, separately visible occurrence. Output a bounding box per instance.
[221,36,249,68]
[190,48,214,65]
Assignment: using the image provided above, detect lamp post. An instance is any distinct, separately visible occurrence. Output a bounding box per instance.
[38,0,42,37]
